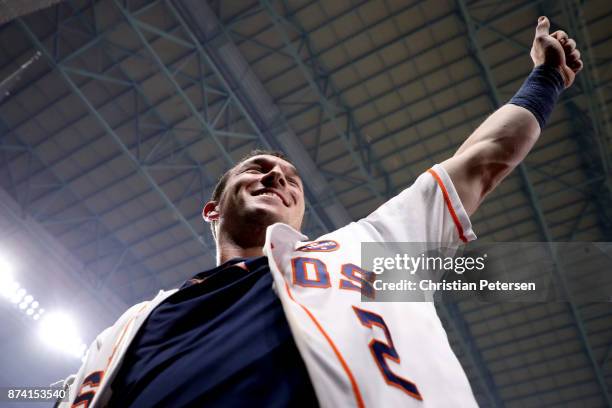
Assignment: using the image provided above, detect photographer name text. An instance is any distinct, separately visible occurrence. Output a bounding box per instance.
[373,279,536,292]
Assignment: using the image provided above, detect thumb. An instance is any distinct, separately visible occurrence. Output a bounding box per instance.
[536,16,550,37]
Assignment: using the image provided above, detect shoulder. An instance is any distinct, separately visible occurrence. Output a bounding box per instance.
[92,289,176,350]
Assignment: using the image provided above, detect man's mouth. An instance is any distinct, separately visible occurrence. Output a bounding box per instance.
[252,189,289,207]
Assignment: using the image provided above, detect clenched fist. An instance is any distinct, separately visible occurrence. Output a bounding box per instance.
[530,16,583,88]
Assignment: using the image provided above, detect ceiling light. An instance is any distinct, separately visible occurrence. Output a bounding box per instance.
[38,312,85,359]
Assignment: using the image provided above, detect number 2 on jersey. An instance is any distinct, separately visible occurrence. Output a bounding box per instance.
[353,306,422,400]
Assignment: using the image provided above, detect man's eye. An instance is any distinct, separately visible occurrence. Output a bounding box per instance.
[245,167,262,173]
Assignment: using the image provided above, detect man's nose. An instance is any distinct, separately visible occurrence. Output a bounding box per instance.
[262,166,286,187]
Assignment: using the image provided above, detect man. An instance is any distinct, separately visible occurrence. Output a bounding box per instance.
[58,17,582,407]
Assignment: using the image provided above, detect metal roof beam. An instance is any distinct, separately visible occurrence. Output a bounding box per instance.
[17,1,246,266]
[56,0,233,262]
[166,0,351,230]
[65,141,346,254]
[22,18,344,239]
[9,5,609,197]
[337,121,607,208]
[566,101,612,239]
[0,112,157,302]
[0,182,127,320]
[559,0,612,239]
[110,0,333,235]
[4,49,505,223]
[561,0,612,177]
[107,0,329,237]
[0,0,67,25]
[316,75,612,182]
[263,0,552,114]
[442,303,505,407]
[16,19,215,260]
[63,88,610,252]
[456,1,612,405]
[260,0,392,200]
[288,16,612,148]
[603,344,612,374]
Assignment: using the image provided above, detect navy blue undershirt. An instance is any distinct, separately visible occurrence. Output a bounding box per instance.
[108,256,319,407]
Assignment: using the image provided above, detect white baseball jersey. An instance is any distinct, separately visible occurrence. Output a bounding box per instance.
[57,164,478,407]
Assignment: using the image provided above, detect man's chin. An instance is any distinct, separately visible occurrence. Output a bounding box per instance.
[245,206,289,227]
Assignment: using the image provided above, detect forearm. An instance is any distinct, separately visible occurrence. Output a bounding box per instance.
[458,63,564,161]
[454,104,540,167]
[442,105,540,216]
[444,66,564,215]
[442,16,582,217]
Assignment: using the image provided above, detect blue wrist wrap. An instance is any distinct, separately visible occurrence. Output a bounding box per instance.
[509,65,565,129]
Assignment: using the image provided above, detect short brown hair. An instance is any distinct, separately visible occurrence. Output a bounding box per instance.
[208,149,290,240]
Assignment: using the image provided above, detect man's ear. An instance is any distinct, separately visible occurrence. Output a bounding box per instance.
[203,201,220,223]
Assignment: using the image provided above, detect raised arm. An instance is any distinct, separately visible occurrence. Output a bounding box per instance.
[442,16,583,216]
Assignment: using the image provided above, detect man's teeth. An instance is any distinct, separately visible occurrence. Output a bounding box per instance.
[257,191,284,204]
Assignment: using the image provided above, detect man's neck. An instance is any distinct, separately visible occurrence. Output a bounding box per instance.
[217,245,264,265]
[216,234,265,265]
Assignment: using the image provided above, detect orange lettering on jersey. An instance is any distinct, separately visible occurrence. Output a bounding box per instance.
[291,257,331,288]
[339,263,376,299]
[71,371,104,408]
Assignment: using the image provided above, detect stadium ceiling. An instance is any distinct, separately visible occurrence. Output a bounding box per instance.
[0,0,68,25]
[0,0,611,406]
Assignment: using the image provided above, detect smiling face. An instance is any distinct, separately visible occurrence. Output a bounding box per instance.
[204,154,305,245]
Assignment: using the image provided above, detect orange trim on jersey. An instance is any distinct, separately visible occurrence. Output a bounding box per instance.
[71,392,95,408]
[283,281,366,408]
[79,371,104,389]
[106,303,148,370]
[427,168,468,243]
[270,253,365,408]
[71,371,104,408]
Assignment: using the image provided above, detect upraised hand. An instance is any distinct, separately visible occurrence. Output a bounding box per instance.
[530,16,584,88]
